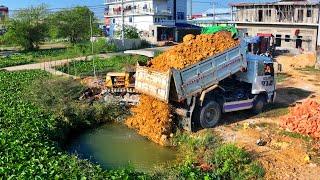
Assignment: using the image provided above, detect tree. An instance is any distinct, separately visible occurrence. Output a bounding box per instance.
[115,25,140,39]
[2,5,49,50]
[50,7,99,43]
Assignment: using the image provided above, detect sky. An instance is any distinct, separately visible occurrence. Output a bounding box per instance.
[0,0,272,18]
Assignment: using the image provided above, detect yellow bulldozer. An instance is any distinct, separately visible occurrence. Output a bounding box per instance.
[105,71,136,93]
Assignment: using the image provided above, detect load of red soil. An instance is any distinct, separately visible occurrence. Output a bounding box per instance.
[280,99,320,139]
[149,31,239,72]
[125,95,173,146]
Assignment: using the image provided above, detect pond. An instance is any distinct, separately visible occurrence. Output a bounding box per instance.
[67,123,177,172]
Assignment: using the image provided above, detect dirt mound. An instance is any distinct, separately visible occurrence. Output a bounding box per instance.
[125,95,173,146]
[280,99,320,138]
[277,53,316,73]
[149,31,239,72]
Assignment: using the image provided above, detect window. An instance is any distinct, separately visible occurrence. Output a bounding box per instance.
[265,9,272,17]
[257,62,265,76]
[285,35,290,42]
[275,34,282,47]
[298,9,304,22]
[129,17,133,22]
[112,18,115,23]
[152,30,154,37]
[296,36,303,48]
[258,10,263,22]
[177,12,185,20]
[307,9,312,17]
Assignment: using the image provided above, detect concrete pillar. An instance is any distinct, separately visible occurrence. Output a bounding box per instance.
[271,6,276,22]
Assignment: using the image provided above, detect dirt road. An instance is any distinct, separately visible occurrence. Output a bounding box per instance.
[214,61,320,179]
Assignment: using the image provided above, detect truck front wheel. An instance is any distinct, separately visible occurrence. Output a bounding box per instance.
[252,95,267,114]
[200,101,221,128]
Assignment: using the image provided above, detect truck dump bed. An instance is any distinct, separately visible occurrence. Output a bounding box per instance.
[135,40,247,102]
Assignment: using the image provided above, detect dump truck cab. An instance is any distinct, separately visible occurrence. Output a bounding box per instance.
[237,54,276,103]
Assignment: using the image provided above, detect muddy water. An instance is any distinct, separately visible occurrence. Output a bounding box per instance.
[67,123,177,172]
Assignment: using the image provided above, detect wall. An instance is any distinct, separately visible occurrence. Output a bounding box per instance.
[237,24,318,51]
[175,0,187,23]
[109,38,142,51]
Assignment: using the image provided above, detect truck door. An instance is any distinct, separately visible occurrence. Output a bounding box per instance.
[252,61,276,102]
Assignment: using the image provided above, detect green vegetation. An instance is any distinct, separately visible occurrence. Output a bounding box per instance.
[276,73,291,83]
[49,6,100,43]
[298,66,320,74]
[154,130,265,179]
[115,25,140,39]
[279,131,312,142]
[1,5,101,50]
[256,103,289,118]
[0,40,117,68]
[0,54,36,68]
[57,55,149,77]
[1,5,49,50]
[0,70,147,178]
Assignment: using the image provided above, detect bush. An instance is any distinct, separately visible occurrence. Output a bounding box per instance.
[213,144,265,179]
[93,38,117,53]
[115,25,140,39]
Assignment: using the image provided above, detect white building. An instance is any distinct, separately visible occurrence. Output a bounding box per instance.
[104,0,194,43]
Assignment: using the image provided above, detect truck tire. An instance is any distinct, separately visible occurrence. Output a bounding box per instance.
[200,101,221,128]
[252,95,267,114]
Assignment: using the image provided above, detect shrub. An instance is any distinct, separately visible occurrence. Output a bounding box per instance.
[213,144,265,179]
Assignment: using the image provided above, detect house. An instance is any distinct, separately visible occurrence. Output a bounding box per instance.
[0,5,8,34]
[231,0,320,51]
[103,0,199,43]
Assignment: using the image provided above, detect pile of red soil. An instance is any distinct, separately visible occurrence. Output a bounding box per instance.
[280,100,320,138]
[149,31,239,72]
[125,95,173,146]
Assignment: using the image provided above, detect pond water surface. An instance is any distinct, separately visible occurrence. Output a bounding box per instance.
[67,123,177,172]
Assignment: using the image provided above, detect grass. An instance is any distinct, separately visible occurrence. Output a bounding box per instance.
[153,130,265,179]
[57,55,149,77]
[255,103,289,118]
[279,131,312,142]
[298,66,320,74]
[276,73,291,83]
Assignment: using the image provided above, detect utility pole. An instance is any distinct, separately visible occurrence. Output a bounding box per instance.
[121,0,125,47]
[212,0,215,23]
[90,14,96,77]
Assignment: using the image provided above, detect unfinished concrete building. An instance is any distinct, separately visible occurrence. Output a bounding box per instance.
[231,0,319,51]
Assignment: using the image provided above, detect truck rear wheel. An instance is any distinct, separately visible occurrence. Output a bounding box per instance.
[200,101,221,128]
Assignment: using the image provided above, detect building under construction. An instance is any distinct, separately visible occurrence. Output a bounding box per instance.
[231,0,319,51]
